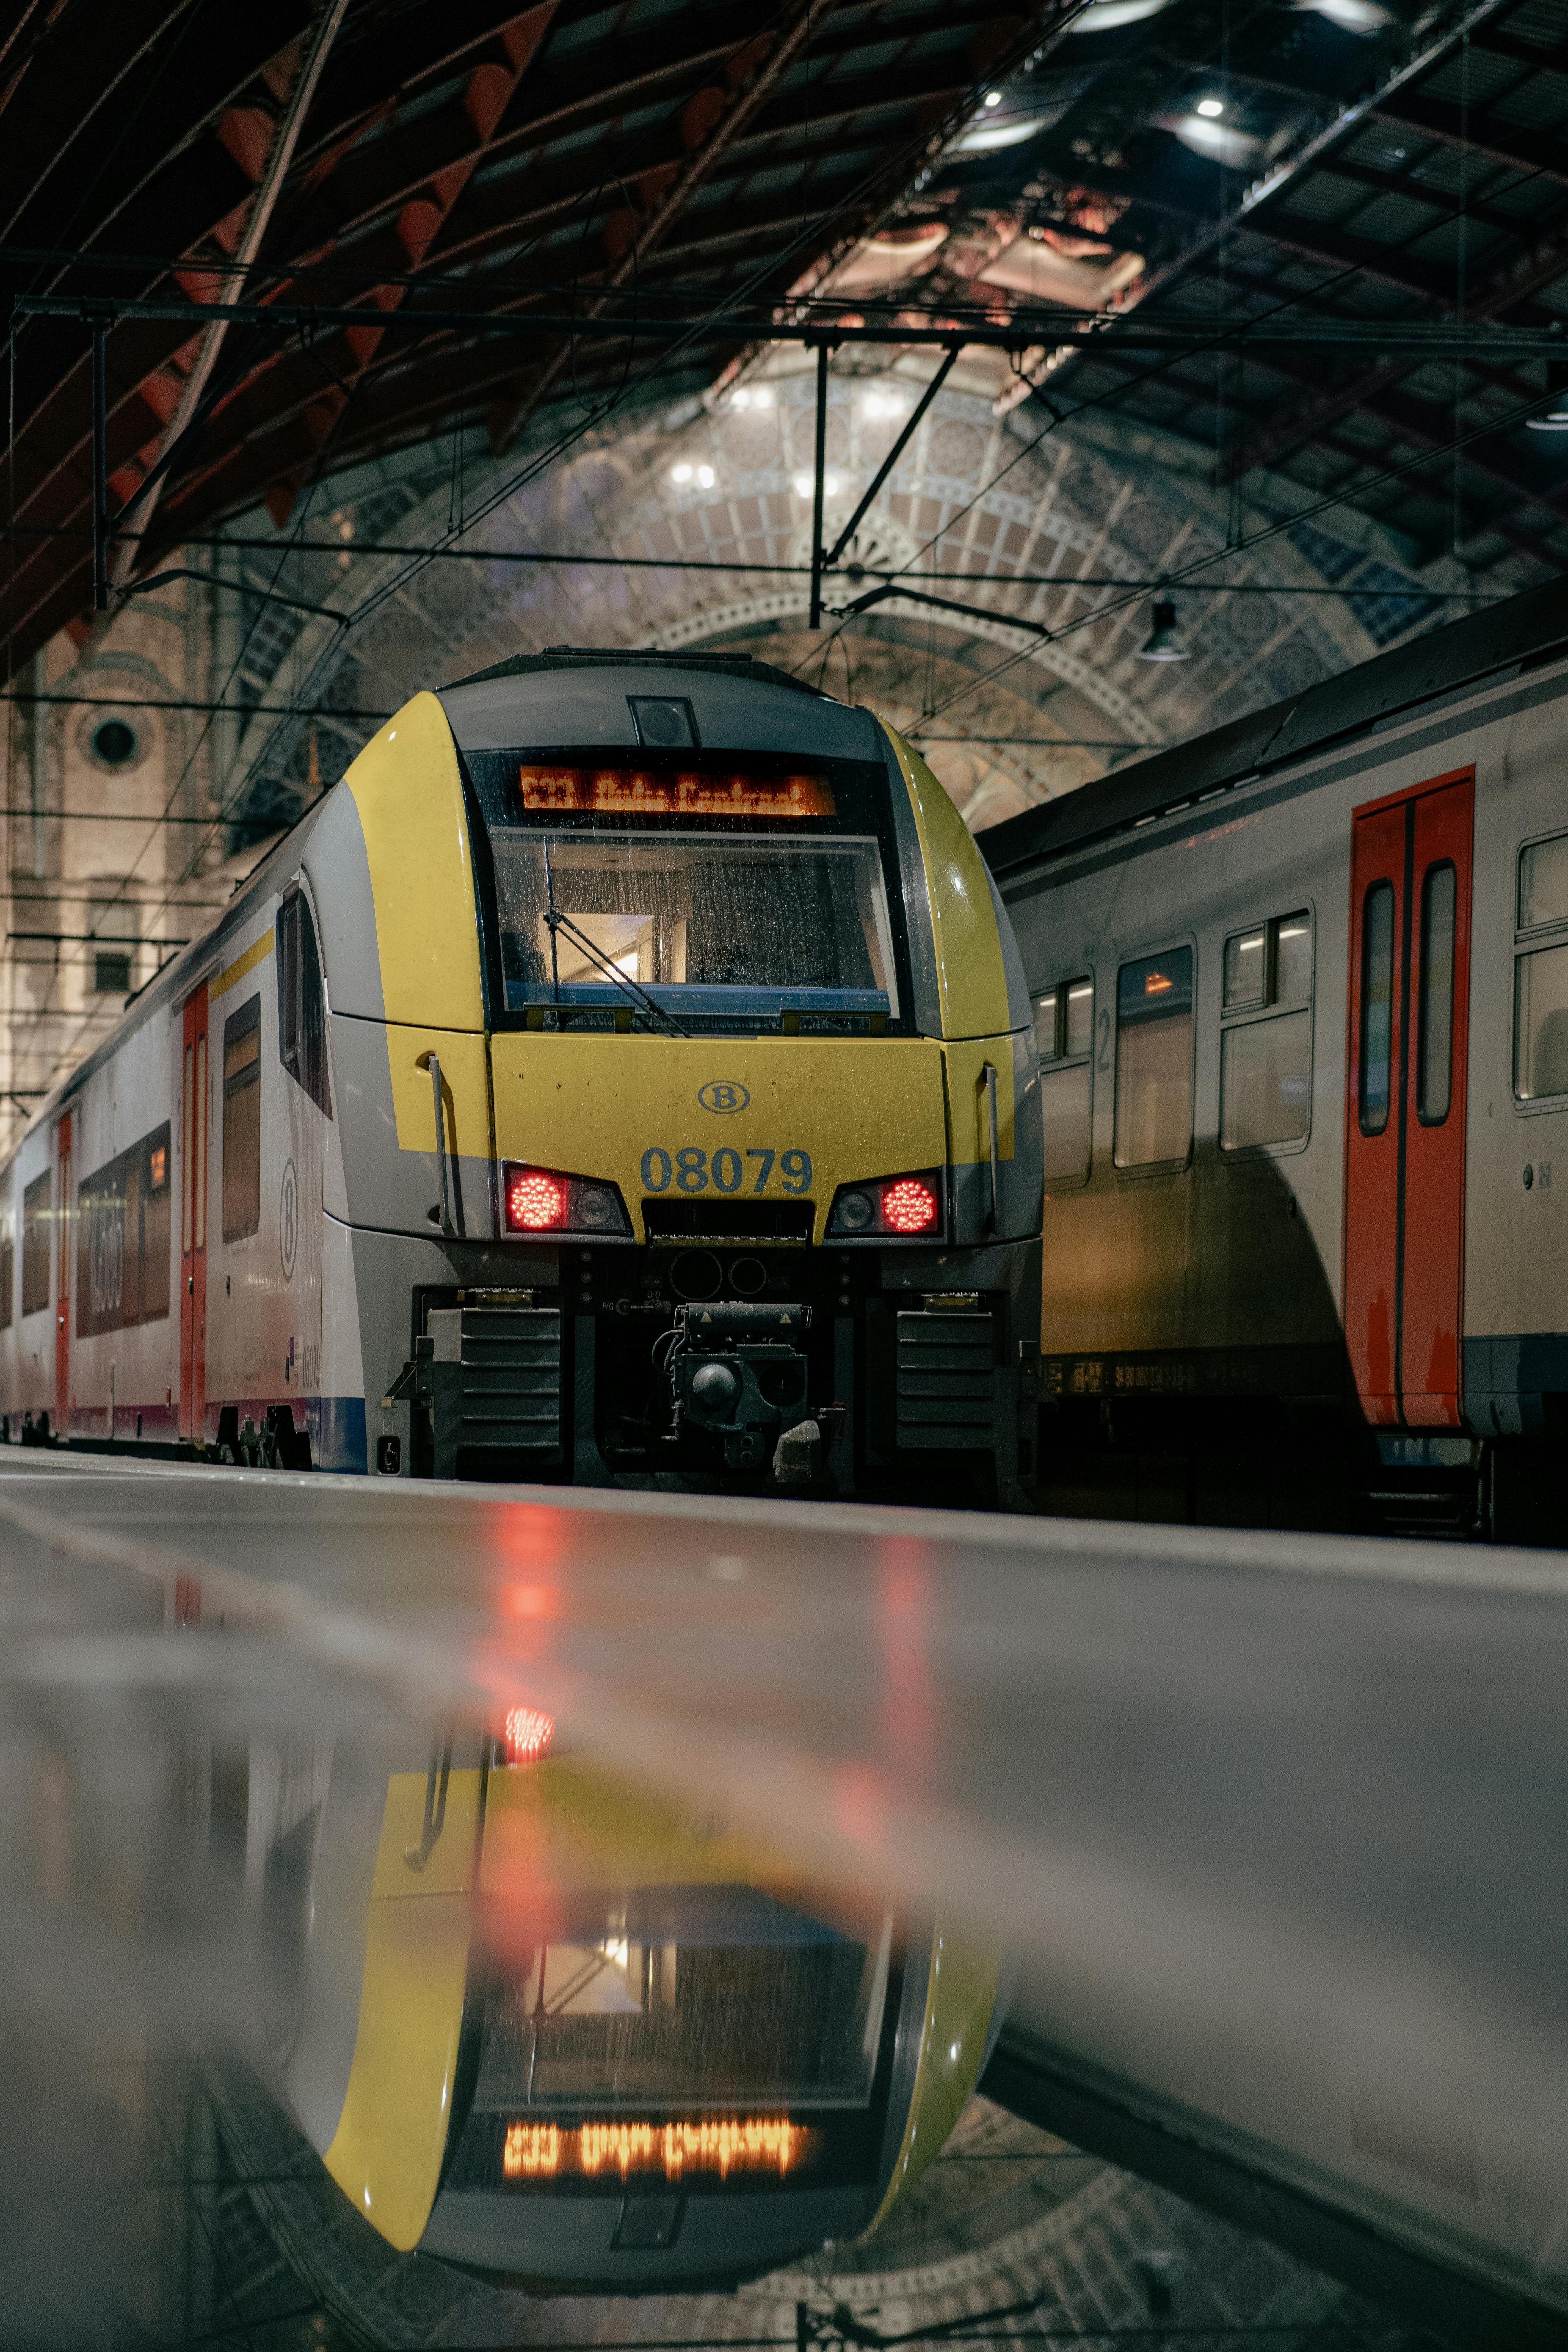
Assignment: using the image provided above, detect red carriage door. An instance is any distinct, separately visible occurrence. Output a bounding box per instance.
[179,985,209,1444]
[1344,769,1473,1429]
[54,1109,71,1432]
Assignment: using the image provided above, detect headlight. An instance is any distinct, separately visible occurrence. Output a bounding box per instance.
[824,1167,946,1241]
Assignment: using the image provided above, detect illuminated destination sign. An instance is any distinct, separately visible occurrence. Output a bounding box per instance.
[518,767,837,820]
[501,2117,818,2181]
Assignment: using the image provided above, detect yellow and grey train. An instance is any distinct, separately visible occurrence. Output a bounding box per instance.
[0,650,1042,1504]
[258,1720,1004,2285]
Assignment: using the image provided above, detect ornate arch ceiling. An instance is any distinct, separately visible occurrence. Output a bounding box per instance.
[2,0,1561,695]
[209,349,1411,838]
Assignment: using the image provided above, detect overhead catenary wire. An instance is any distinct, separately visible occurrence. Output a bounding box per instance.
[788,106,1560,694]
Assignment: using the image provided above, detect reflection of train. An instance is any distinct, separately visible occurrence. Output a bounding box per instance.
[982,579,1568,1534]
[0,651,1041,1505]
[261,1723,1002,2283]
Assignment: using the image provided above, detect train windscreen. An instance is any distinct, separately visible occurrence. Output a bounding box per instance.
[461,748,906,1032]
[491,833,897,1014]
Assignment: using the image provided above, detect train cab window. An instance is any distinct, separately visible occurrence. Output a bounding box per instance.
[1220,910,1313,1152]
[1114,948,1194,1169]
[1514,832,1568,1102]
[1359,882,1396,1135]
[464,750,906,1035]
[1034,977,1093,1185]
[276,892,332,1117]
[21,1169,49,1316]
[221,995,262,1243]
[0,1203,14,1330]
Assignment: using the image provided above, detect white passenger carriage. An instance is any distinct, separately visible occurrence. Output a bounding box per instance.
[983,578,1568,1533]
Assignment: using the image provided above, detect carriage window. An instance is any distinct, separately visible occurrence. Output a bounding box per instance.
[21,1169,49,1316]
[1114,949,1194,1169]
[1223,929,1264,1011]
[1518,834,1568,932]
[1034,976,1093,1185]
[222,995,262,1243]
[1515,834,1568,1102]
[276,893,332,1117]
[1515,942,1568,1101]
[1418,863,1455,1125]
[1359,882,1395,1136]
[0,1203,14,1330]
[1220,911,1313,1151]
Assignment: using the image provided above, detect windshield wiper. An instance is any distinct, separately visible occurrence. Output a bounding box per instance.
[542,906,690,1038]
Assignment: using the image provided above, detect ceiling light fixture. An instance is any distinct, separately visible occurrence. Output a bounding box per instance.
[1195,96,1225,118]
[1136,597,1190,661]
[984,89,1002,107]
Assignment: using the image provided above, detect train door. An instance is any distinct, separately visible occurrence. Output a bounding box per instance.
[180,984,209,1444]
[277,890,327,1438]
[54,1109,71,1432]
[1344,768,1473,1428]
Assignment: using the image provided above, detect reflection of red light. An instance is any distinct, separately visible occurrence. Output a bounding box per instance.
[506,1169,566,1229]
[503,1704,554,1764]
[1144,971,1173,995]
[882,1178,938,1234]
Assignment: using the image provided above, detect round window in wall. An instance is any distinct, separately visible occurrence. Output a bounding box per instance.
[92,718,140,768]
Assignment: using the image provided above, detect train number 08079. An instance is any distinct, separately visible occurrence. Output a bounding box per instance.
[640,1145,813,1196]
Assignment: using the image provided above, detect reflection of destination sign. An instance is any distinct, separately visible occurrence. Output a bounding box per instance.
[502,2116,817,2181]
[519,766,836,820]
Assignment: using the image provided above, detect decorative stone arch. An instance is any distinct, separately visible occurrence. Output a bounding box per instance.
[217,351,1391,835]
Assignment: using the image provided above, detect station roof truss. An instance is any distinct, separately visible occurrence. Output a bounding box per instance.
[1,0,1566,672]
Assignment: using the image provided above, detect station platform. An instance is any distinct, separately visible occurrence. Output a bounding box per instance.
[1,1455,1565,2348]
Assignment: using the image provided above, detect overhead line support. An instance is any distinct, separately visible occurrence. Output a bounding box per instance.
[824,345,958,572]
[809,341,834,632]
[90,323,107,612]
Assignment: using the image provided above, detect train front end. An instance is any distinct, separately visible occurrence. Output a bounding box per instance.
[327,652,1040,1504]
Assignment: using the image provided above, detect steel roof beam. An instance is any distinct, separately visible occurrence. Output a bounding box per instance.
[1218,218,1568,483]
[274,18,737,259]
[1365,91,1568,190]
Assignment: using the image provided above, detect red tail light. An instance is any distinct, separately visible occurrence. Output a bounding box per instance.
[499,1162,632,1238]
[826,1167,945,1240]
[506,1167,567,1230]
[881,1177,939,1234]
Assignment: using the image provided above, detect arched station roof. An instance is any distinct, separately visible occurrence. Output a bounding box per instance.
[2,0,1564,675]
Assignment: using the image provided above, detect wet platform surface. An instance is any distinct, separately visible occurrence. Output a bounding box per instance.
[1,1455,1565,2346]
